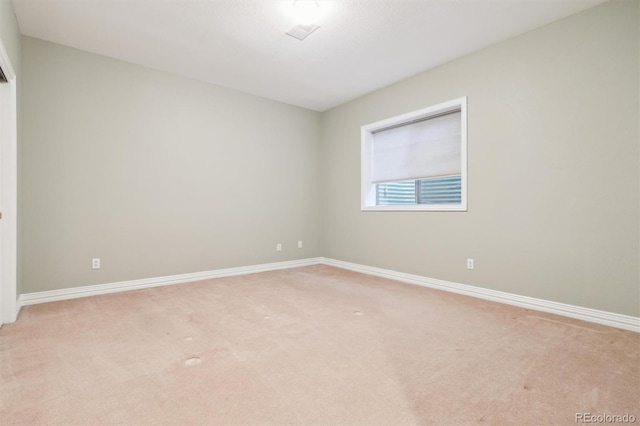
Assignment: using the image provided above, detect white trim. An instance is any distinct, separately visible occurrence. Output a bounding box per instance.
[17,256,639,333]
[361,96,467,212]
[320,258,640,333]
[19,258,323,307]
[0,37,18,326]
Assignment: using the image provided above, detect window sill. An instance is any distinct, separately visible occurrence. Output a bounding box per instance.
[361,204,467,212]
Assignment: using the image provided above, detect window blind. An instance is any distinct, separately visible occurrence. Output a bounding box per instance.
[376,180,416,205]
[376,175,462,205]
[418,175,462,204]
[370,110,461,184]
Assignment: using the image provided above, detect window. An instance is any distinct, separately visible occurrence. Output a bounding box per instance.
[361,97,467,211]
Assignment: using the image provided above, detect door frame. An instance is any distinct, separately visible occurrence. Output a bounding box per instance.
[0,36,18,326]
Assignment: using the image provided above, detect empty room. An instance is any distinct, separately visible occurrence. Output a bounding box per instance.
[0,0,638,424]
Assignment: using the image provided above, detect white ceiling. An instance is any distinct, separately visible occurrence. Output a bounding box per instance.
[11,0,607,111]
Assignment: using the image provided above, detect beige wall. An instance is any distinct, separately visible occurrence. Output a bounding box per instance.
[320,0,640,316]
[19,1,640,317]
[21,37,321,292]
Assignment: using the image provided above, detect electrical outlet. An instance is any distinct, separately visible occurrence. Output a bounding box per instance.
[298,241,303,248]
[92,258,101,269]
[466,259,474,270]
[276,243,282,252]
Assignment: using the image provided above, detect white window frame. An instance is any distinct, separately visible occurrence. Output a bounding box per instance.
[361,96,467,212]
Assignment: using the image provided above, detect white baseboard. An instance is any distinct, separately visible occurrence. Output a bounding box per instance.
[18,258,323,307]
[17,256,639,333]
[320,258,640,333]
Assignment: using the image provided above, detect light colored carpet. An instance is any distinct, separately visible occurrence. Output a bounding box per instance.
[1,265,638,425]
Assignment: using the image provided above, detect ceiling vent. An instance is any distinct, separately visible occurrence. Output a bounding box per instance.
[286,24,320,41]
